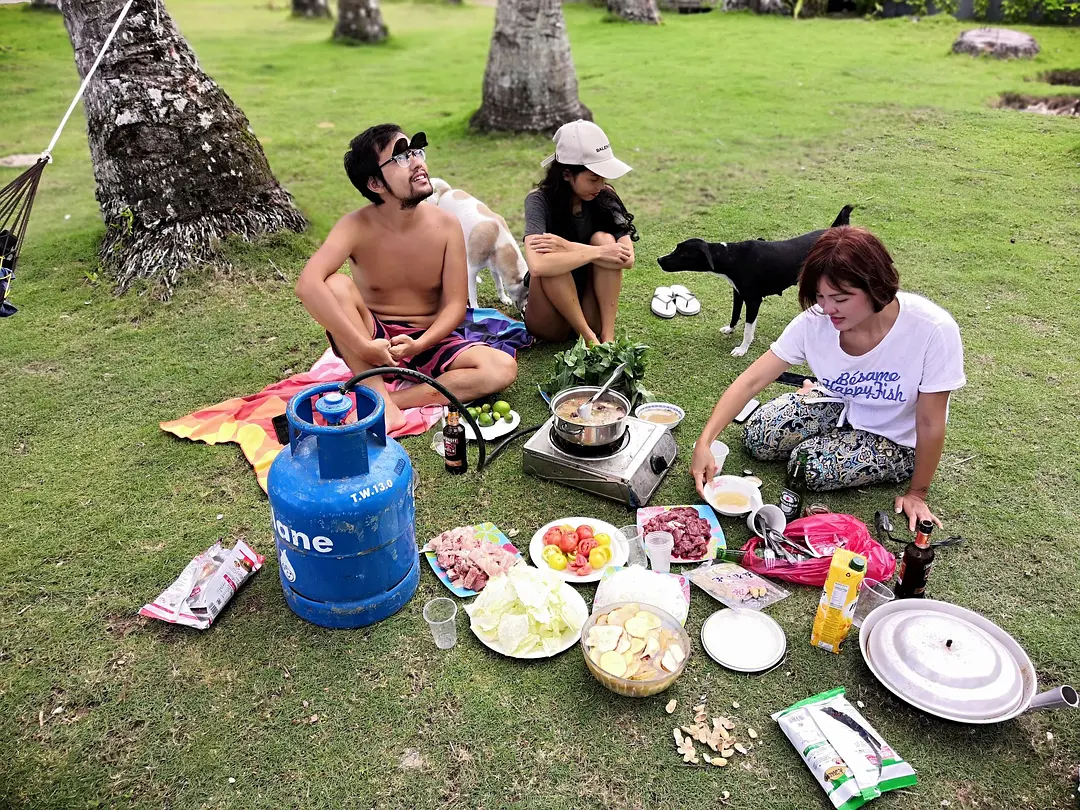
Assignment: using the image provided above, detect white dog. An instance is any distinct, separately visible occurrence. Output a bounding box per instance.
[428,178,529,313]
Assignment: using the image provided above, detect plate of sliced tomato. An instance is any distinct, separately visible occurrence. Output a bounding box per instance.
[529,517,628,584]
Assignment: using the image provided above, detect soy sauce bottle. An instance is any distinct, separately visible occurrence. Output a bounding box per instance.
[895,519,935,599]
[779,449,809,521]
[443,408,467,475]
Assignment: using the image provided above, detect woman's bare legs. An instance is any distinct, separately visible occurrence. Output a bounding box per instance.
[588,231,624,344]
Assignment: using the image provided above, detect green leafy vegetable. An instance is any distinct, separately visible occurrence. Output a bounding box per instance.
[541,337,652,408]
[466,566,587,655]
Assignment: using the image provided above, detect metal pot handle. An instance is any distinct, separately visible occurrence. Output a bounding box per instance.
[1027,685,1078,712]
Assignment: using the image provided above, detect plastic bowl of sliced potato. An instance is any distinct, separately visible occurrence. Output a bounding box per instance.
[580,601,691,698]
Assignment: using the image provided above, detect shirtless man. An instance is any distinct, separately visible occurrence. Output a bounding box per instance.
[295,124,519,430]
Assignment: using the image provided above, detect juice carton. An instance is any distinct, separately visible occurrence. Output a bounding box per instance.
[810,549,866,653]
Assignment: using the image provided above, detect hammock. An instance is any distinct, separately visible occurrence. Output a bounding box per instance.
[0,0,134,317]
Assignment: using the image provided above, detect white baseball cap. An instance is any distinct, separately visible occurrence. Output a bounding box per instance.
[540,120,632,179]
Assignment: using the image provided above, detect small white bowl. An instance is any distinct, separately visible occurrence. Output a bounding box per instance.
[635,402,685,430]
[704,475,763,517]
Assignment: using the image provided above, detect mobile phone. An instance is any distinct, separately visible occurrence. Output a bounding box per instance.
[733,399,760,424]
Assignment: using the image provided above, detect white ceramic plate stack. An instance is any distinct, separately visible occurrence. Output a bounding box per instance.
[859,599,1037,724]
[700,608,787,673]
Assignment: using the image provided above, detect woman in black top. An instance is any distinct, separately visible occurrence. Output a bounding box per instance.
[522,120,639,345]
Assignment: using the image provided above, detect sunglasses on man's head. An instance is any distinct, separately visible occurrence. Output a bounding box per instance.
[378,132,428,169]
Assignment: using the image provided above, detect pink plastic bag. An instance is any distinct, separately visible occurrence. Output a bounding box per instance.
[740,513,896,587]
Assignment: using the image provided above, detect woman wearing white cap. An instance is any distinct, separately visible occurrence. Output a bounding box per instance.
[522,120,638,345]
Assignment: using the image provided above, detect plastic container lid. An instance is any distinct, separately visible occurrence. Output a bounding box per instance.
[700,608,786,673]
[850,556,866,572]
[866,607,1025,721]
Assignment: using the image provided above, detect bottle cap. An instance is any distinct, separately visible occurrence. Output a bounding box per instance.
[849,555,866,572]
[917,519,934,534]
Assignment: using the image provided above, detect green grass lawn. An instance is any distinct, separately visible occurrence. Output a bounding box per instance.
[2,2,1080,808]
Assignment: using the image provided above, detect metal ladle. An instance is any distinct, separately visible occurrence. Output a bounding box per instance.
[576,362,627,422]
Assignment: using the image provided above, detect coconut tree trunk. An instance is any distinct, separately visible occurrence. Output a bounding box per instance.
[608,0,661,22]
[470,0,591,133]
[291,0,331,18]
[60,0,306,296]
[333,0,387,44]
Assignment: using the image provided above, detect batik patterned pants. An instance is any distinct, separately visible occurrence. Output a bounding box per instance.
[743,392,916,492]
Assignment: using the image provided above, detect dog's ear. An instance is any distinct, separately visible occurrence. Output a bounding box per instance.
[695,240,716,271]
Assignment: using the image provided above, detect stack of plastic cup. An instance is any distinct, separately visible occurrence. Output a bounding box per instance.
[619,525,646,568]
[645,531,675,574]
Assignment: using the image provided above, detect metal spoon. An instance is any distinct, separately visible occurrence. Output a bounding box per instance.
[577,362,626,421]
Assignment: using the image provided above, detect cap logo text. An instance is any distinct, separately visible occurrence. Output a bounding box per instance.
[595,145,610,153]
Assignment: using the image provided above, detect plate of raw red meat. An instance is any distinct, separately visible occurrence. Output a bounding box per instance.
[422,523,524,597]
[636,505,726,564]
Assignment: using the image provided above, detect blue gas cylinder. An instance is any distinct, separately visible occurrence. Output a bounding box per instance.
[267,383,419,628]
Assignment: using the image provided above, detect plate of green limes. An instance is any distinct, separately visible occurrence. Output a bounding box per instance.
[462,400,520,441]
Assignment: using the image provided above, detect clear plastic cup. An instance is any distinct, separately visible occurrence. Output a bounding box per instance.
[853,580,894,629]
[619,525,646,568]
[645,531,675,574]
[423,597,458,649]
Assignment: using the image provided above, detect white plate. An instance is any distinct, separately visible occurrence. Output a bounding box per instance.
[701,608,787,673]
[529,517,628,584]
[704,475,763,516]
[466,585,587,660]
[463,410,520,442]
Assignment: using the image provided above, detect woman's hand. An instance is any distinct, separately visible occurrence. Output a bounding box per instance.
[690,442,718,500]
[526,233,570,254]
[594,241,632,266]
[894,490,942,532]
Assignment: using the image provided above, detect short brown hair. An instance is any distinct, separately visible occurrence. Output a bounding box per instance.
[798,226,899,312]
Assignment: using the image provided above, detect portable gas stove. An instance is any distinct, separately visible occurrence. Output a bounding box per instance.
[522,415,678,509]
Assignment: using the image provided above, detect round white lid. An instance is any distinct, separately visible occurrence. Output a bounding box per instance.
[867,608,1025,721]
[701,608,786,673]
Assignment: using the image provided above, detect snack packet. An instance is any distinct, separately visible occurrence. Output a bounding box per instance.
[687,562,789,611]
[772,687,917,810]
[140,540,265,630]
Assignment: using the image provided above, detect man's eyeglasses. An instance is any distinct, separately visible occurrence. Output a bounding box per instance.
[378,131,428,170]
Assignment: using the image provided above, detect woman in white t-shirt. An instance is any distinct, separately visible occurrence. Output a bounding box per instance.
[691,226,965,530]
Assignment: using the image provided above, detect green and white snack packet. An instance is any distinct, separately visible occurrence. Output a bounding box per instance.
[772,687,917,810]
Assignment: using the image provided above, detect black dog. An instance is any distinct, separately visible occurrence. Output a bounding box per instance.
[657,205,853,357]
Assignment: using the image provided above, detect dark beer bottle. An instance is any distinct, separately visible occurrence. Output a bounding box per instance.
[443,408,467,475]
[894,519,935,599]
[779,449,809,521]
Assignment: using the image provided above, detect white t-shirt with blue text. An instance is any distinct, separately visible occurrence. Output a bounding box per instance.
[770,292,966,448]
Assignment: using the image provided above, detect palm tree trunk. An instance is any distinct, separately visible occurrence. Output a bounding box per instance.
[470,0,591,133]
[333,0,388,44]
[291,0,332,18]
[60,0,306,296]
[608,0,662,22]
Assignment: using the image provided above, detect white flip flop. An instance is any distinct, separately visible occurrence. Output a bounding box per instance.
[670,284,702,316]
[651,286,677,319]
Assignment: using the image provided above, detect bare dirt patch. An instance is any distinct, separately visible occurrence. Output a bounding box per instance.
[997,93,1080,118]
[1040,69,1080,87]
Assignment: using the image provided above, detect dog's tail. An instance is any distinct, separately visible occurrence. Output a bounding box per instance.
[831,205,854,228]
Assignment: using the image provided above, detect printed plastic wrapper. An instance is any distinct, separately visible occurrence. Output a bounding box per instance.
[772,687,917,810]
[741,514,896,587]
[686,562,789,611]
[593,565,690,625]
[140,540,265,630]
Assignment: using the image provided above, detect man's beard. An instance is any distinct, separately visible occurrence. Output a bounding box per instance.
[395,182,433,210]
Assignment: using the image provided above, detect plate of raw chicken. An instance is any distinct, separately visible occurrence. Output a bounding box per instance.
[422,523,524,597]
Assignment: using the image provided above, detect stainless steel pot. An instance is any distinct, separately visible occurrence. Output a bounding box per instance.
[550,386,631,447]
